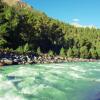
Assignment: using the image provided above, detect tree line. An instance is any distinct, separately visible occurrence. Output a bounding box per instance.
[0,0,100,59]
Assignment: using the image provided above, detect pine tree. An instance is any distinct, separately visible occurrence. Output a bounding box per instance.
[80,46,89,59]
[67,48,73,58]
[48,50,54,56]
[89,48,98,59]
[72,46,79,58]
[37,47,41,55]
[60,47,65,57]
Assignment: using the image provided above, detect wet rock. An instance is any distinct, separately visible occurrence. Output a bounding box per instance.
[5,59,13,65]
[0,62,5,66]
[0,51,99,66]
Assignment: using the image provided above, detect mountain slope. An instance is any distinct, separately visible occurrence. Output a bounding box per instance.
[0,0,100,59]
[3,0,20,6]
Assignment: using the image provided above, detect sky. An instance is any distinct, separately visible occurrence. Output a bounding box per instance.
[23,0,100,28]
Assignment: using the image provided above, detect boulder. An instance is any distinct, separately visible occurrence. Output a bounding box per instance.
[4,59,13,65]
[0,62,5,66]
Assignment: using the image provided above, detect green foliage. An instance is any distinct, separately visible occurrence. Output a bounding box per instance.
[16,43,29,53]
[96,48,100,58]
[89,48,98,59]
[60,47,65,57]
[37,47,41,55]
[80,46,89,59]
[4,47,13,52]
[48,50,54,56]
[95,42,100,58]
[67,48,74,58]
[72,46,79,58]
[24,43,29,52]
[0,0,100,59]
[0,38,7,47]
[16,46,23,53]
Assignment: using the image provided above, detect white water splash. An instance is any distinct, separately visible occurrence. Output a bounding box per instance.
[0,62,100,100]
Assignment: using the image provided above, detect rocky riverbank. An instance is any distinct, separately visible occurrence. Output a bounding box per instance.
[0,52,99,66]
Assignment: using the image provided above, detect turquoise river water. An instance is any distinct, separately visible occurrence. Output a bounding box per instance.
[0,62,100,100]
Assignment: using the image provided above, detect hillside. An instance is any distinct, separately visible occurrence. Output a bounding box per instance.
[3,0,20,6]
[0,0,100,59]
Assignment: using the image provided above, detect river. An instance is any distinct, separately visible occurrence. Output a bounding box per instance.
[0,62,100,100]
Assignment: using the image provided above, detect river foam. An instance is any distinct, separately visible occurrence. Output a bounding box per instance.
[0,62,100,100]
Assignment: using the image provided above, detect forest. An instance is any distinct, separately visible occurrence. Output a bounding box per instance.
[0,0,100,59]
